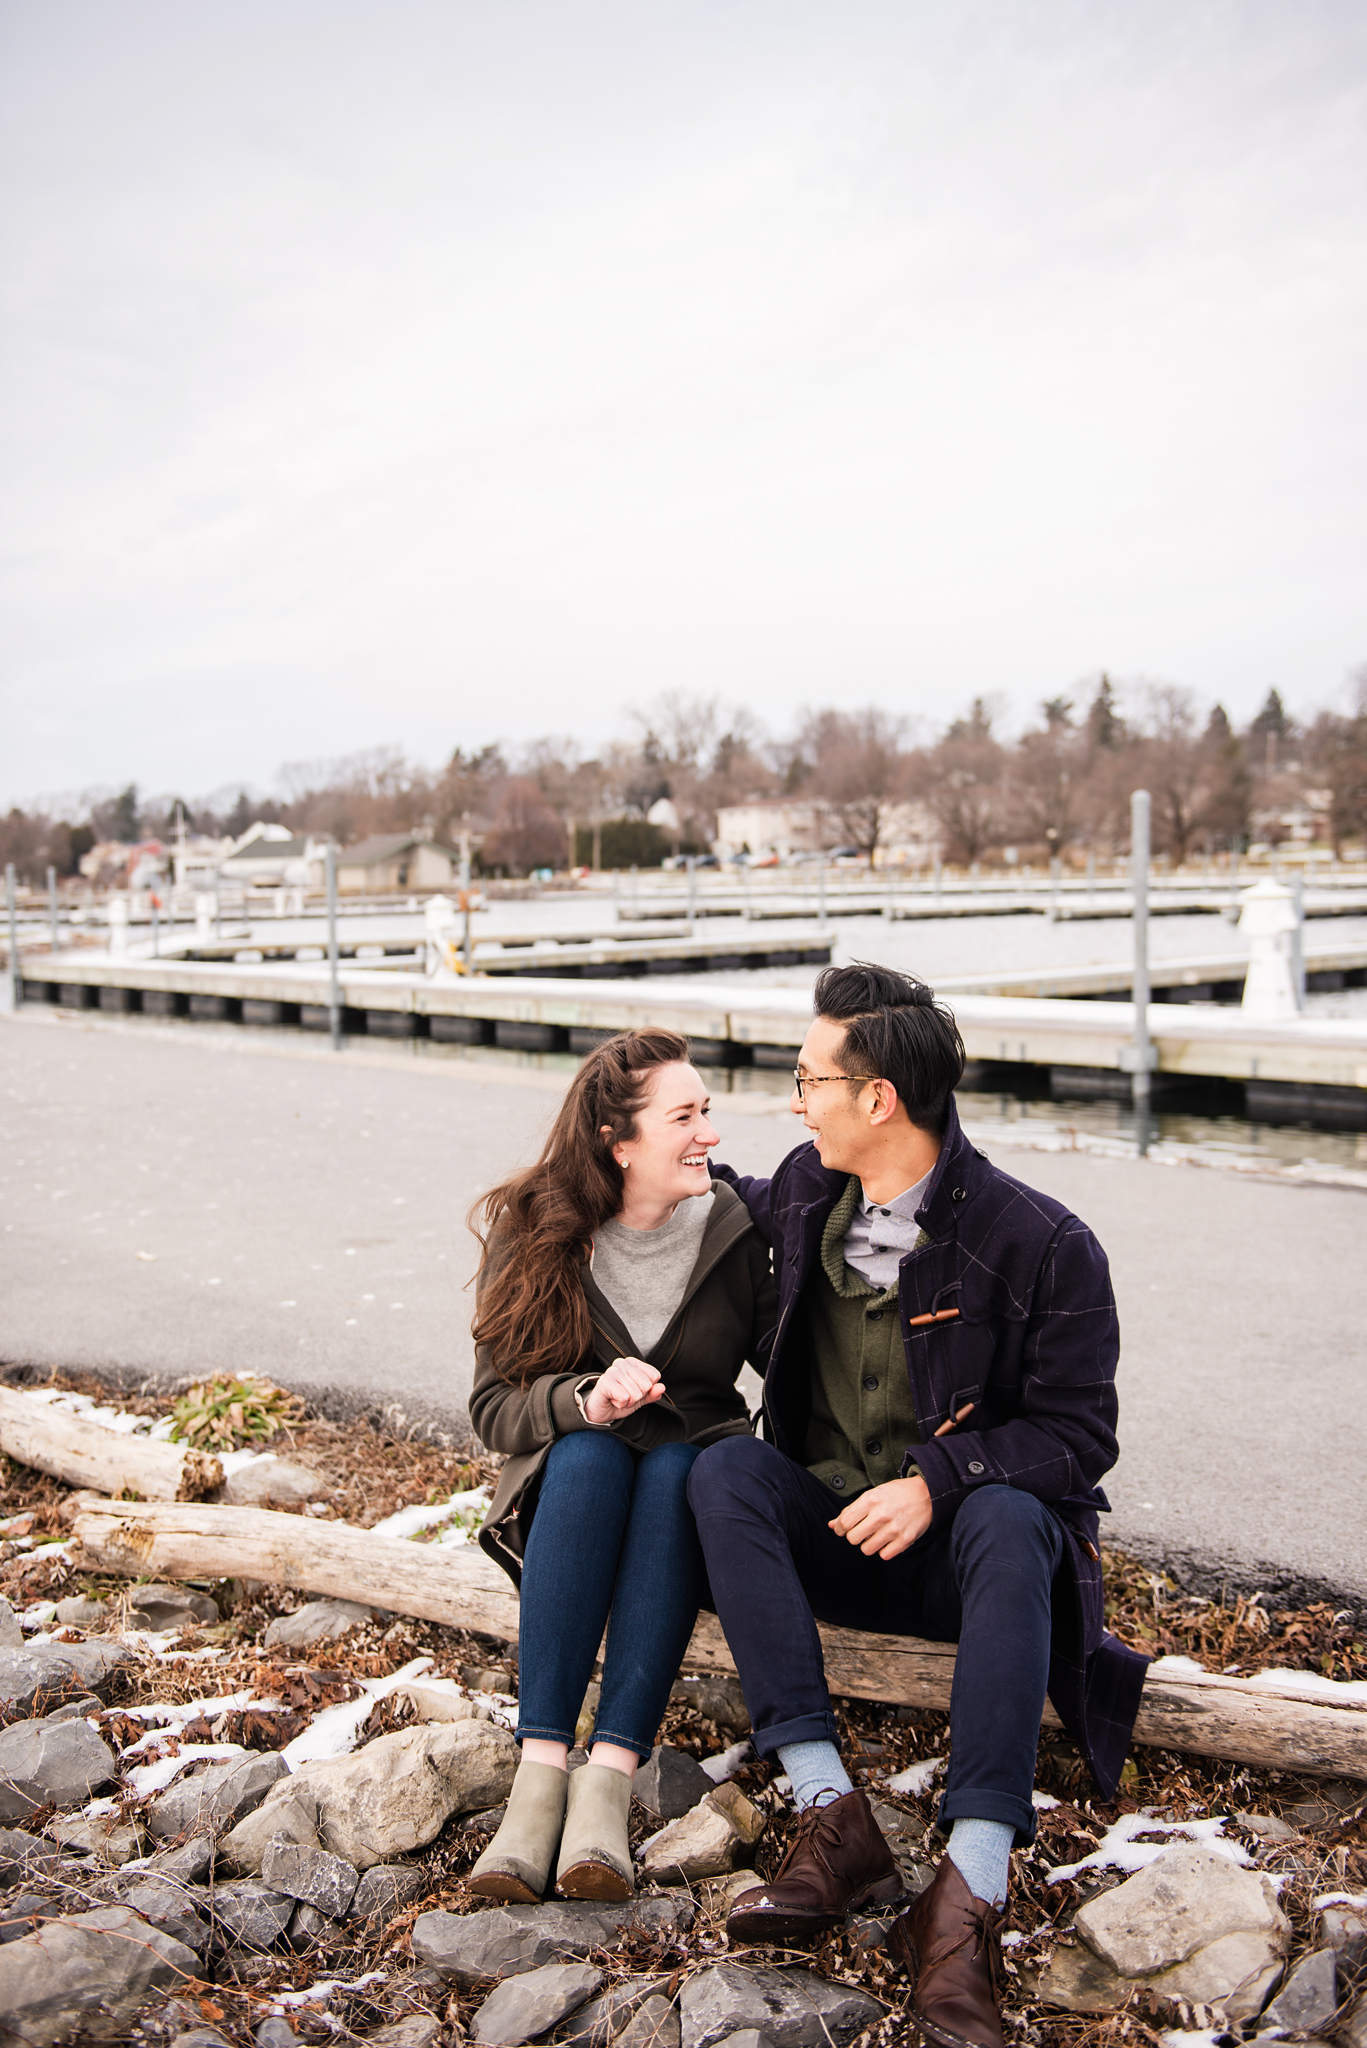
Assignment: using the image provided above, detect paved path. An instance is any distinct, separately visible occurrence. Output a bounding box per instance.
[2,1010,1364,1603]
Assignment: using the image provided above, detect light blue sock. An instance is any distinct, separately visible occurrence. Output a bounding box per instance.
[777,1739,854,1812]
[946,1817,1014,1906]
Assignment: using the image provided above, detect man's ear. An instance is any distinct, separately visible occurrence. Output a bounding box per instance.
[866,1078,901,1127]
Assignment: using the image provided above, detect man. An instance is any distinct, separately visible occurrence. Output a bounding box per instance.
[688,962,1147,2048]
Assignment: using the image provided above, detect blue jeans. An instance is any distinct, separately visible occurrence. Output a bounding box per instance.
[687,1436,1064,1843]
[517,1431,704,1759]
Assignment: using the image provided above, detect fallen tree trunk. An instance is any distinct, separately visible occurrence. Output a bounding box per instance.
[71,1497,1367,1783]
[0,1388,222,1501]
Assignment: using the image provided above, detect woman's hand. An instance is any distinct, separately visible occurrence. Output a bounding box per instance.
[582,1357,667,1426]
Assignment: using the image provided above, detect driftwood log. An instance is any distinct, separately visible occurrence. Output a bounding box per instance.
[0,1388,222,1501]
[70,1496,1367,1783]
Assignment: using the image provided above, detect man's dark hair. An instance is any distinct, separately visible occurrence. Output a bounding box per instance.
[812,962,965,1134]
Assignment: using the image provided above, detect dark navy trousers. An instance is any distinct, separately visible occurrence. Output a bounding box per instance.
[686,1435,1063,1842]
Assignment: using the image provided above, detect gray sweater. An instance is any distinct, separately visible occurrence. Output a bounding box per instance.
[590,1190,715,1356]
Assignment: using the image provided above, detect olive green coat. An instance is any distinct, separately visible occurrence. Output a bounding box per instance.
[470,1181,777,1587]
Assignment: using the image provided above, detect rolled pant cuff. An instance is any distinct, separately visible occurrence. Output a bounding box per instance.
[751,1710,838,1758]
[591,1728,654,1762]
[938,1788,1037,1849]
[516,1723,575,1748]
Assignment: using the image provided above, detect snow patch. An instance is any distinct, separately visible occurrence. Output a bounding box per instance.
[1048,1811,1250,1884]
[1032,1791,1061,1810]
[886,1756,945,1797]
[279,1656,435,1767]
[701,1739,753,1784]
[266,1971,388,2011]
[1246,1667,1367,1706]
[125,1742,250,1798]
[1314,1891,1367,1911]
[368,1486,490,1543]
[1149,1654,1208,1678]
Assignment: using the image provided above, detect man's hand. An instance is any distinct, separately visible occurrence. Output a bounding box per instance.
[583,1357,666,1426]
[829,1475,932,1560]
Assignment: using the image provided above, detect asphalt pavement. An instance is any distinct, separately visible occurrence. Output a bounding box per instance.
[2,1007,1364,1605]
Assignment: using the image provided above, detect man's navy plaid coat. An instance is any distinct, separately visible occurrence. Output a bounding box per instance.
[711,1095,1148,1800]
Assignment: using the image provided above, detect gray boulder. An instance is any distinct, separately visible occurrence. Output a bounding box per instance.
[633,1745,717,1820]
[0,1717,115,1821]
[0,1904,199,2047]
[255,2022,301,2048]
[679,1964,882,2048]
[1341,1994,1367,2048]
[350,1863,426,1929]
[0,1596,23,1648]
[169,2032,234,2048]
[1320,1903,1367,1969]
[362,2021,442,2048]
[53,1597,108,1629]
[0,1828,67,1884]
[1260,1948,1337,2035]
[0,1640,129,1717]
[616,2000,680,2048]
[226,1719,516,1872]
[471,1961,603,2046]
[46,1812,146,1863]
[218,1777,321,1873]
[148,1750,289,1838]
[210,1878,295,1951]
[261,1837,359,1918]
[41,1696,105,1723]
[558,1975,670,2047]
[288,1900,337,1947]
[222,1458,329,1507]
[133,1833,214,1884]
[125,1584,219,1632]
[412,1894,696,1987]
[264,1597,374,1647]
[106,1872,213,1954]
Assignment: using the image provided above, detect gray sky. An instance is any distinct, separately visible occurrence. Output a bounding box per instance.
[2,0,1365,808]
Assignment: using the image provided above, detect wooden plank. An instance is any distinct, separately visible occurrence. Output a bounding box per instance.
[70,1499,1367,1781]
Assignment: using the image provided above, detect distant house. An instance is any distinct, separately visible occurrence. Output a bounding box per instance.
[335,834,459,894]
[220,823,328,889]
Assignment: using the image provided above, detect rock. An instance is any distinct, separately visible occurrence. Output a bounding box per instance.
[0,1596,23,1648]
[53,1597,108,1629]
[1035,1940,1131,2015]
[707,2035,771,2048]
[219,1777,321,1872]
[867,1797,927,1859]
[134,1834,215,1884]
[264,1597,373,1647]
[633,1746,717,1820]
[169,2031,234,2048]
[255,2022,301,2048]
[0,1717,116,1821]
[46,1812,147,1863]
[363,2021,442,2048]
[211,1878,296,1951]
[1260,1947,1337,2035]
[261,1837,360,1918]
[411,1894,695,1987]
[698,1869,770,1917]
[678,1963,882,2048]
[148,1750,289,1838]
[0,1640,129,1717]
[106,1873,213,1954]
[472,1960,603,2045]
[1340,1994,1367,2048]
[254,1719,517,1870]
[0,1904,199,2047]
[350,1863,426,1929]
[669,1673,750,1733]
[1148,1932,1287,2022]
[558,1976,670,2047]
[638,1784,764,1883]
[615,1997,681,2048]
[0,1828,67,1883]
[1239,1809,1300,1843]
[1,1894,60,1941]
[393,1680,491,1724]
[1319,1904,1367,1969]
[125,1583,221,1631]
[1075,1844,1289,1976]
[221,1457,329,1507]
[42,1696,105,1722]
[288,1900,336,1946]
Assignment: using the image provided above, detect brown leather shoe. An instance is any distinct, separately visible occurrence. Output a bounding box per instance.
[889,1854,1006,2048]
[726,1789,902,1943]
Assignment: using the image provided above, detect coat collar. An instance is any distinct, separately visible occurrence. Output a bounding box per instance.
[786,1095,981,1240]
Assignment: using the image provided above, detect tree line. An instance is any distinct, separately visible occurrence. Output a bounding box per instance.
[4,671,1366,885]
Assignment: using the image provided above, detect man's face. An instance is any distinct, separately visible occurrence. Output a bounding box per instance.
[791,1015,874,1173]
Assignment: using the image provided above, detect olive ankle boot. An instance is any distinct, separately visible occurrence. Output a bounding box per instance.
[468,1759,569,1903]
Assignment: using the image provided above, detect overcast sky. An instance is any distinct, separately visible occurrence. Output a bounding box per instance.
[2,0,1365,810]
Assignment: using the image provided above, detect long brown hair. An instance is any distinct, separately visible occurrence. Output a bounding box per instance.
[469,1027,692,1383]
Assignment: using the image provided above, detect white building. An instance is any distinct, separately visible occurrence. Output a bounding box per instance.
[714,797,938,866]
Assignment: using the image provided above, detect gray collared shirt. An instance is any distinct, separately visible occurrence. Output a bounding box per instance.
[841,1170,932,1290]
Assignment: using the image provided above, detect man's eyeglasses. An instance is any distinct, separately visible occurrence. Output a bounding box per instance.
[792,1069,873,1103]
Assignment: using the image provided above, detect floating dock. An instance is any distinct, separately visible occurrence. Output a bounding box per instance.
[18,959,1367,1123]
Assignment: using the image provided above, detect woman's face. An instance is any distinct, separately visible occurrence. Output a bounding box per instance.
[611,1062,719,1212]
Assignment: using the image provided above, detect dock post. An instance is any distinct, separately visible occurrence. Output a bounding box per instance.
[1130,790,1152,1113]
[47,866,59,957]
[818,858,826,926]
[741,863,752,923]
[326,845,343,1051]
[1291,870,1306,1006]
[686,856,697,935]
[5,864,18,1010]
[459,832,474,972]
[151,897,159,958]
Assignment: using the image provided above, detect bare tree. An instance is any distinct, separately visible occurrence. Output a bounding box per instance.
[919,699,1006,863]
[1008,698,1085,857]
[480,777,566,875]
[796,707,911,858]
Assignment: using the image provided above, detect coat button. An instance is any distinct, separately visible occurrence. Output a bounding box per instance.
[967,1460,985,1474]
[863,1374,879,1391]
[952,1187,966,1202]
[865,1438,882,1455]
[830,1474,846,1489]
[867,1308,883,1321]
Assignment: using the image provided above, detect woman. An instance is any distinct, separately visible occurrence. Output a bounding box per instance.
[466,1027,775,1903]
